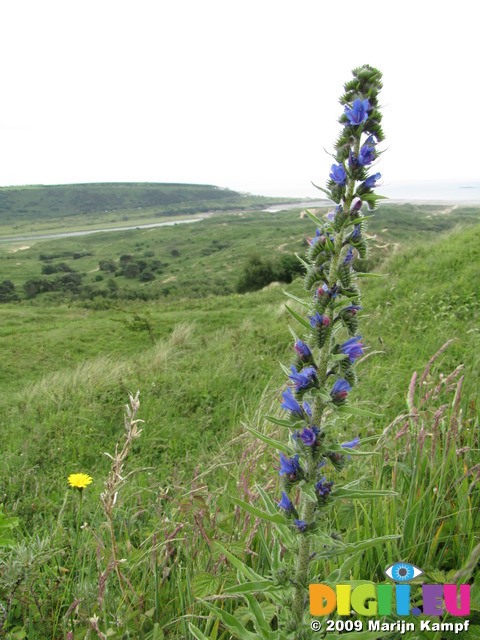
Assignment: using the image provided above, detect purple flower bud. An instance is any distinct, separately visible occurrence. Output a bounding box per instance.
[294,340,312,361]
[350,197,363,213]
[309,311,330,328]
[331,379,352,402]
[329,164,346,185]
[344,98,370,125]
[340,336,364,362]
[316,284,338,299]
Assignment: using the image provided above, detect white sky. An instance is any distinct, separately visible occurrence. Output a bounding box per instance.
[0,0,478,198]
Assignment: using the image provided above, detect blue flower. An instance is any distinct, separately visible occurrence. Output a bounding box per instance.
[289,365,317,391]
[318,460,327,469]
[329,164,346,185]
[364,172,381,188]
[294,340,312,361]
[331,379,352,402]
[278,491,294,513]
[341,436,360,449]
[309,311,330,328]
[299,427,317,447]
[281,388,303,415]
[303,401,312,418]
[294,519,307,532]
[342,304,362,315]
[344,98,370,125]
[340,336,364,362]
[279,453,302,478]
[316,477,334,498]
[358,144,376,166]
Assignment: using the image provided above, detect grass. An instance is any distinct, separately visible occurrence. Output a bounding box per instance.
[0,200,479,638]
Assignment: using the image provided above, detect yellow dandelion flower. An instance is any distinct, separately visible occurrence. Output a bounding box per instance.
[68,473,93,489]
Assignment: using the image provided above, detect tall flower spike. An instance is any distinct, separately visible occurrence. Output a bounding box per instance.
[267,66,384,635]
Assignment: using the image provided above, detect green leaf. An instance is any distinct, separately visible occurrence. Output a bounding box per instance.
[333,487,398,499]
[328,443,379,457]
[335,404,381,418]
[244,594,277,638]
[232,499,288,526]
[311,182,333,199]
[222,580,281,595]
[283,290,309,307]
[191,572,220,598]
[285,305,311,330]
[324,234,335,252]
[329,353,349,362]
[213,542,264,583]
[348,215,375,226]
[303,208,323,226]
[316,534,401,558]
[264,415,302,429]
[294,253,310,270]
[200,601,261,640]
[243,423,291,455]
[188,624,210,640]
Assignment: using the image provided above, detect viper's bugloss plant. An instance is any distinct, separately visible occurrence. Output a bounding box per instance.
[189,65,397,640]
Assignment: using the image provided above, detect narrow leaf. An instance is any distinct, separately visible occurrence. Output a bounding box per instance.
[303,208,323,226]
[264,415,301,429]
[233,498,288,525]
[188,623,210,640]
[283,290,309,307]
[243,423,291,455]
[285,305,311,330]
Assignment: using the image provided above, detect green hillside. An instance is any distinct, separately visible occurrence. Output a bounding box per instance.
[0,205,479,638]
[0,182,287,237]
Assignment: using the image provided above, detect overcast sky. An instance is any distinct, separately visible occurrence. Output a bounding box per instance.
[0,0,478,198]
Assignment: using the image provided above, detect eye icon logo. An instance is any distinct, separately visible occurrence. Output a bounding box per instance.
[385,563,423,582]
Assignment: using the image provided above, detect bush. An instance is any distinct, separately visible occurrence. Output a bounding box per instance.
[236,254,275,293]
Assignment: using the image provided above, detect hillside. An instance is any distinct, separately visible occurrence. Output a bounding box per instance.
[0,182,287,237]
[0,206,479,638]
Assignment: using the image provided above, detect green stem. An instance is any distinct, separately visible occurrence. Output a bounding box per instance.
[292,499,316,623]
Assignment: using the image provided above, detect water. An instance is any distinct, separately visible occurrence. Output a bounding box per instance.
[0,217,204,243]
[382,180,480,203]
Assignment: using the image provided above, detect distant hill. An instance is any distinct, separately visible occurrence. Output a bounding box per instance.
[0,182,276,223]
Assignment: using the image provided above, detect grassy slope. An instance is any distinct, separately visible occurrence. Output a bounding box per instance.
[1,205,479,638]
[1,210,479,521]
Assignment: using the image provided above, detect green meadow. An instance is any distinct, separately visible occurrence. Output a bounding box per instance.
[0,186,479,638]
